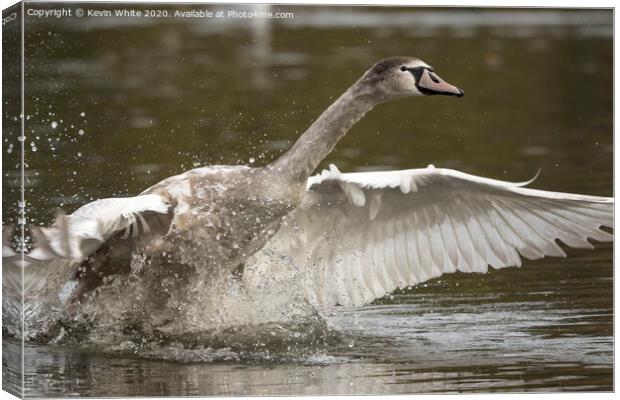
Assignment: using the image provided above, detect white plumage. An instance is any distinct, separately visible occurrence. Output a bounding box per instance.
[2,194,173,298]
[29,194,173,262]
[246,164,613,307]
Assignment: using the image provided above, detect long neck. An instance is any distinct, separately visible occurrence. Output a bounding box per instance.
[269,79,380,182]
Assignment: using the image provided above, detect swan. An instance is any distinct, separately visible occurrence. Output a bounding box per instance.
[3,56,613,335]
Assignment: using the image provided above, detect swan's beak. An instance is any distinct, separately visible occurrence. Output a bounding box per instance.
[417,69,464,97]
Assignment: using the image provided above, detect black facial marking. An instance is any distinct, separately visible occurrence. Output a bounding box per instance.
[402,66,426,82]
[416,86,439,96]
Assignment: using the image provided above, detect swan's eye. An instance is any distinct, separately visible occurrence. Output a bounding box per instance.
[400,66,408,71]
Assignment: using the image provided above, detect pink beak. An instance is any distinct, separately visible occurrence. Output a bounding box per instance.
[417,69,464,97]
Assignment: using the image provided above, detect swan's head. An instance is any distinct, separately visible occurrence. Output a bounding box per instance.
[361,56,464,100]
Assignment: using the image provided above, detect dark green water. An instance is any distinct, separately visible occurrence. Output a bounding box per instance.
[2,4,613,395]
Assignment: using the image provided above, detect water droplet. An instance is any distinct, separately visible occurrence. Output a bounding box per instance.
[80,112,86,117]
[77,152,82,157]
[51,121,58,129]
[249,157,255,164]
[32,146,37,152]
[78,129,84,136]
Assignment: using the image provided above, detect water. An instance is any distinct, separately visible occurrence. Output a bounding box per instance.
[2,4,613,396]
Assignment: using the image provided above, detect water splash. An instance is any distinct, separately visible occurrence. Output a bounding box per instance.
[7,242,341,362]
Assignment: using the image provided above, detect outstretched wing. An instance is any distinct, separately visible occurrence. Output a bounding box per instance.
[28,194,174,262]
[248,165,613,307]
[2,194,174,298]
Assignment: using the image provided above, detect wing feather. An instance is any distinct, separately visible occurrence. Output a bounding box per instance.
[404,218,422,284]
[2,194,175,299]
[26,194,173,263]
[250,165,613,307]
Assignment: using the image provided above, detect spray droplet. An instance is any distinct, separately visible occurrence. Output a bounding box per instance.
[80,112,86,117]
[78,129,84,136]
[249,157,255,164]
[51,121,58,129]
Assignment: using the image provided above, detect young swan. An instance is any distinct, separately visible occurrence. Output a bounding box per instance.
[5,57,611,336]
[4,57,466,320]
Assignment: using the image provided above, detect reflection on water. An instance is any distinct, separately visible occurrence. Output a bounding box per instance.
[2,4,613,396]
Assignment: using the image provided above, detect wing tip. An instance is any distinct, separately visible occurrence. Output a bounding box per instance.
[515,168,541,187]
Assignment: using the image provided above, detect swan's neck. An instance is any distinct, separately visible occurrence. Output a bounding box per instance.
[269,80,379,182]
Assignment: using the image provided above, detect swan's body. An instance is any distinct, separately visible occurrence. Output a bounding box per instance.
[2,57,612,339]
